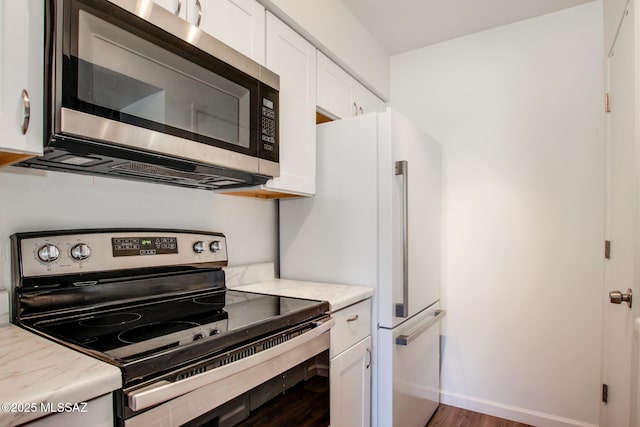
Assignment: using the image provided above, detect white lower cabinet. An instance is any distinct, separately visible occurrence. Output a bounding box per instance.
[22,394,113,427]
[330,299,372,427]
[331,336,371,427]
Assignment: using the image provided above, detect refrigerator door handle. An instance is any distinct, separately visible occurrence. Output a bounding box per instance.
[395,310,446,346]
[395,160,409,318]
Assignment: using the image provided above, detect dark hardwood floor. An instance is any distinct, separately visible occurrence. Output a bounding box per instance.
[427,404,534,427]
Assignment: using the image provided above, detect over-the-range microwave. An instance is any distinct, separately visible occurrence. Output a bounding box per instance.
[18,0,279,190]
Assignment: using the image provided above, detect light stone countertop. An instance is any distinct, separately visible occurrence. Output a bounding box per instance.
[229,279,374,312]
[224,263,374,312]
[0,324,121,426]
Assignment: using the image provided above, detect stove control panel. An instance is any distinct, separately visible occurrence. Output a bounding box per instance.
[17,230,228,278]
[112,236,178,257]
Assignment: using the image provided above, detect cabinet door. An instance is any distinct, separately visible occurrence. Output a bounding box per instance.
[197,0,265,65]
[0,0,43,164]
[152,0,187,20]
[265,13,317,195]
[317,51,354,119]
[330,336,371,427]
[23,394,113,427]
[353,80,385,115]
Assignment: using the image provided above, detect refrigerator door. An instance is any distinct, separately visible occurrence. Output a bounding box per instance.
[377,111,442,328]
[378,305,443,427]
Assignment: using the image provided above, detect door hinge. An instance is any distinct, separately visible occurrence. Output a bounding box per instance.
[605,93,611,113]
[602,383,608,404]
[605,240,611,259]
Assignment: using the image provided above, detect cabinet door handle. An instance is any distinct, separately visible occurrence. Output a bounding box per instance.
[353,102,358,116]
[195,0,202,27]
[359,106,364,115]
[366,348,371,369]
[346,314,359,322]
[174,0,182,15]
[21,89,30,135]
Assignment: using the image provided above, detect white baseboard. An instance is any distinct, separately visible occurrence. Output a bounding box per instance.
[440,391,599,427]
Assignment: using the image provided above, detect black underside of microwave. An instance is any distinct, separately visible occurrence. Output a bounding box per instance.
[17,136,270,191]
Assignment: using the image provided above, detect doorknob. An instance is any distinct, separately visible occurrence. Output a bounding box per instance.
[609,289,632,308]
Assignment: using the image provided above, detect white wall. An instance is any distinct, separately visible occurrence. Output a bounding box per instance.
[0,167,278,291]
[390,2,604,426]
[257,0,389,100]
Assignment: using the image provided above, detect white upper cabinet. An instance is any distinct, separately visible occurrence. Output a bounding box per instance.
[196,0,266,65]
[152,0,186,18]
[153,0,266,64]
[0,0,43,166]
[317,51,385,120]
[317,51,353,119]
[264,12,317,196]
[352,79,385,117]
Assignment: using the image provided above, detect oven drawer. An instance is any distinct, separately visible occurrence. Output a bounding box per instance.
[330,299,371,358]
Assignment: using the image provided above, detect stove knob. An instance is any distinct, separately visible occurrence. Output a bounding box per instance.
[193,333,204,341]
[193,241,206,254]
[37,244,60,263]
[209,329,220,336]
[209,240,222,253]
[70,243,91,261]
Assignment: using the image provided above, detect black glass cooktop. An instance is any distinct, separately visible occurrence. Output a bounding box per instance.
[24,289,329,380]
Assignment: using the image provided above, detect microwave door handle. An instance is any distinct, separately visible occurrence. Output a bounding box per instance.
[395,160,409,318]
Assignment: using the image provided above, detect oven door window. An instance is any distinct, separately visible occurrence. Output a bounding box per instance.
[62,1,258,155]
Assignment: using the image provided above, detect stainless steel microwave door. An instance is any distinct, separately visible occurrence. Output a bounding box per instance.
[77,10,251,148]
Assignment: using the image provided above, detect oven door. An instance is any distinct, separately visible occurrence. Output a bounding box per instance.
[48,0,279,176]
[120,317,333,427]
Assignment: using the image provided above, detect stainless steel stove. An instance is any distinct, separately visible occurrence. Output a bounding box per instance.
[12,229,332,426]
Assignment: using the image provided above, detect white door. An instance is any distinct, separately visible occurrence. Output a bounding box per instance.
[601,3,640,426]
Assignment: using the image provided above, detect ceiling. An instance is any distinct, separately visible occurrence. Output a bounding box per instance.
[341,0,597,55]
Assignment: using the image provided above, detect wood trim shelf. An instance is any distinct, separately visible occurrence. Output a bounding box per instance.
[0,152,35,167]
[223,188,306,199]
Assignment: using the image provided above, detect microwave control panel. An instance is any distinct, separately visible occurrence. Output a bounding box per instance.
[259,85,279,162]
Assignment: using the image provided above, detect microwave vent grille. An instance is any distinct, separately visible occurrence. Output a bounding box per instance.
[111,162,222,183]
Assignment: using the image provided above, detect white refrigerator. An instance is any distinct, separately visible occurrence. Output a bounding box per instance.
[279,109,444,427]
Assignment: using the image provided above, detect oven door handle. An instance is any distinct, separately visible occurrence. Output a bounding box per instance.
[127,317,334,412]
